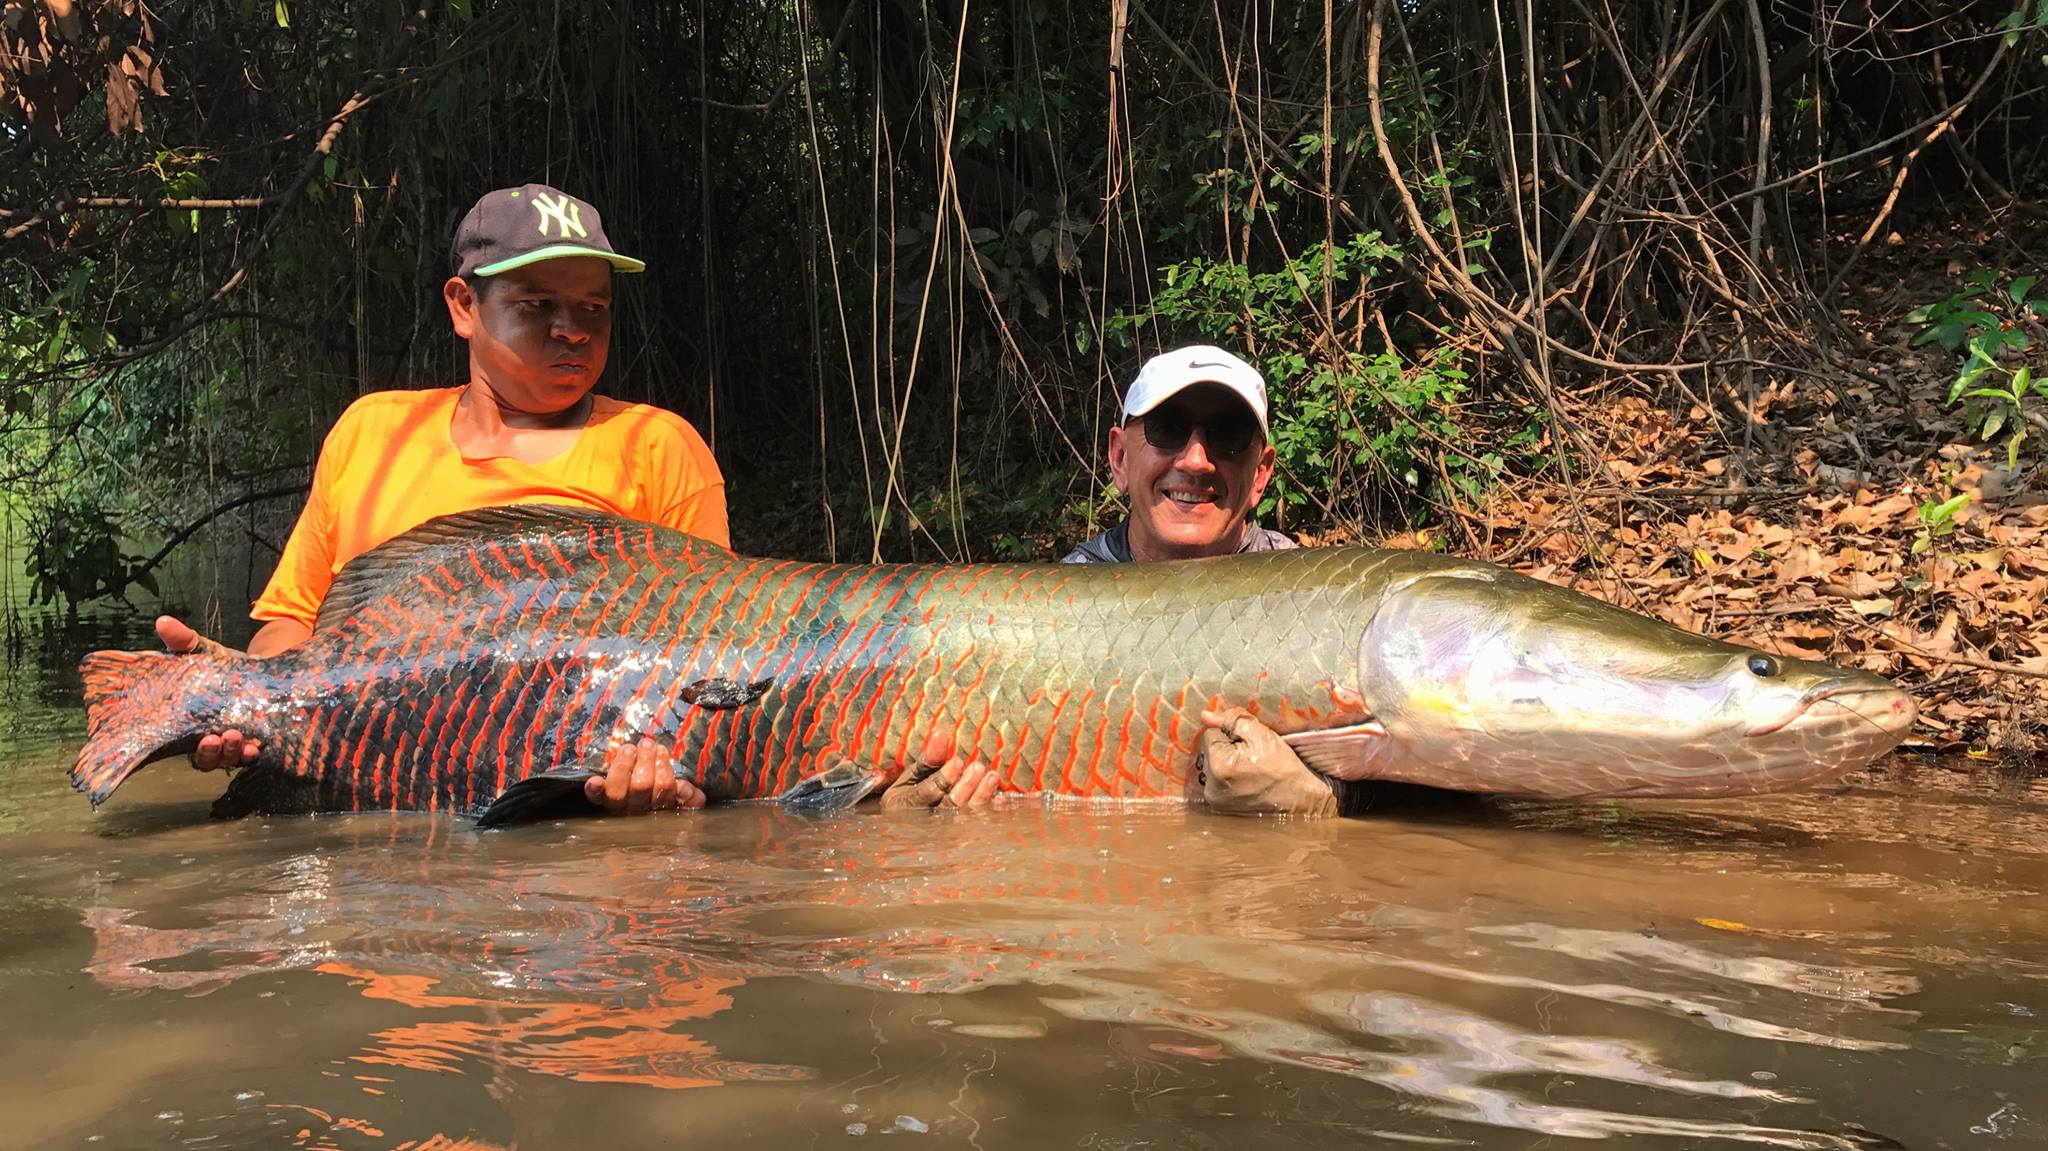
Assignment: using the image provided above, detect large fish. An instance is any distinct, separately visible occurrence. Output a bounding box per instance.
[72,506,1915,824]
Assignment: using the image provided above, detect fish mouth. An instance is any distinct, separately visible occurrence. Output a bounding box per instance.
[1745,684,1917,739]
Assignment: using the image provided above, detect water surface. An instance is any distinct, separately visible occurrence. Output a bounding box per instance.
[2,610,2043,1150]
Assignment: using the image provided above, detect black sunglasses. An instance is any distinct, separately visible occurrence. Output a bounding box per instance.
[1135,405,1262,458]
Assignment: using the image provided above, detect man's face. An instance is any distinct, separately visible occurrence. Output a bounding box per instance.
[444,256,614,414]
[1108,383,1276,561]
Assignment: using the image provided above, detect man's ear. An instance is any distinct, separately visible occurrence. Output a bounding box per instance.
[1248,442,1276,505]
[443,276,479,340]
[1107,424,1132,495]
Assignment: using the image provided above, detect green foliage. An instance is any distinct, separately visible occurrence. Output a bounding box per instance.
[149,149,212,235]
[22,497,156,610]
[1912,488,1971,558]
[1995,0,2048,45]
[1,265,116,386]
[9,0,2048,578]
[1907,269,2048,469]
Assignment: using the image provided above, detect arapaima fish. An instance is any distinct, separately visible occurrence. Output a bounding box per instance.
[71,505,1916,824]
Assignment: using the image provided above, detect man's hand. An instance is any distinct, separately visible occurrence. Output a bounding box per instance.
[157,615,261,772]
[1196,707,1339,817]
[584,738,707,815]
[881,732,1002,810]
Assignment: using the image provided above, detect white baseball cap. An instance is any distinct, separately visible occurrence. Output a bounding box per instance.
[1120,345,1269,437]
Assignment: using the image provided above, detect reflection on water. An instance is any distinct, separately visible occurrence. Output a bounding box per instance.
[1,606,2045,1150]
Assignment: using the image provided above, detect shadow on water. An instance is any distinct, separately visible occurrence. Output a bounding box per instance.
[0,608,2043,1150]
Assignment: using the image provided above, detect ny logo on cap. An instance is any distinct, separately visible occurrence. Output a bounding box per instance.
[532,192,588,240]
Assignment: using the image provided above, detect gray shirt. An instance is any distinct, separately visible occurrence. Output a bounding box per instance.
[1060,519,1297,564]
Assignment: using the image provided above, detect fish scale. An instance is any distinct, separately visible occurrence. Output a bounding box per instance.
[70,503,1915,823]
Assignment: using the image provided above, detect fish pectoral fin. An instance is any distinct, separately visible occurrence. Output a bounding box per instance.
[1281,722,1391,782]
[778,760,886,817]
[474,768,599,829]
[679,676,774,709]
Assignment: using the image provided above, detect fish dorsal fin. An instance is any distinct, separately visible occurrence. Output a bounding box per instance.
[313,503,729,634]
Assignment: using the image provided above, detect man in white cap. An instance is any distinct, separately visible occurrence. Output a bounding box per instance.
[885,345,1347,817]
[1061,344,1295,563]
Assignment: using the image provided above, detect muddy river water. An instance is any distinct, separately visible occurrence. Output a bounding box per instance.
[1,611,2043,1150]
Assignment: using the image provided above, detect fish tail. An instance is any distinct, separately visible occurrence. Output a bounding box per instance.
[72,650,219,805]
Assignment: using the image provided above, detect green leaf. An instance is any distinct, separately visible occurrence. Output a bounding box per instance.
[2011,275,2038,303]
[1982,406,2008,441]
[1927,493,1972,522]
[274,0,289,27]
[1911,324,1960,349]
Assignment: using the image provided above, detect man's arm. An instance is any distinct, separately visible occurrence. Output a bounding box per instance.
[247,618,312,657]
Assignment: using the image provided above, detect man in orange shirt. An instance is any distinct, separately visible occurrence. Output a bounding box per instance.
[158,183,724,816]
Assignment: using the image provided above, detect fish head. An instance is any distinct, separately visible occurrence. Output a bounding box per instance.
[1355,566,1917,798]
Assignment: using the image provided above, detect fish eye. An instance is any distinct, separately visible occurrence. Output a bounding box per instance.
[1746,654,1780,677]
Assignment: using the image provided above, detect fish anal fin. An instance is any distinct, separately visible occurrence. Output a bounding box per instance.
[1281,722,1392,781]
[474,767,600,829]
[474,725,712,828]
[778,760,886,817]
[211,765,322,819]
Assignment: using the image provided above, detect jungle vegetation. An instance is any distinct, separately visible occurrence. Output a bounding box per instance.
[4,0,2046,613]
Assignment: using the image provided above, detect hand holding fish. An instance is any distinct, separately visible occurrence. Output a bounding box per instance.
[155,616,261,773]
[1197,707,1339,818]
[882,732,1003,811]
[583,738,706,815]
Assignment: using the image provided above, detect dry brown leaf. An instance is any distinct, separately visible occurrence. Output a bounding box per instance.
[1825,570,1894,598]
[1714,539,1754,562]
[1776,544,1831,584]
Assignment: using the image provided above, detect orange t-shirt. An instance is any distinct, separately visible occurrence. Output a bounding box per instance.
[252,387,727,628]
